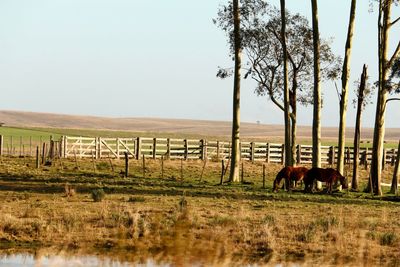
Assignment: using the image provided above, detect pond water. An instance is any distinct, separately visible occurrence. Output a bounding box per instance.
[0,254,166,267]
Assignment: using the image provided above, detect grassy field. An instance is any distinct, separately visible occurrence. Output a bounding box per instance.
[0,155,399,266]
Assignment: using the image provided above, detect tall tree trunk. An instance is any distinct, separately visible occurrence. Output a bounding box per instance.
[371,0,392,195]
[311,0,322,189]
[291,103,297,167]
[352,64,368,191]
[390,140,400,194]
[290,71,298,166]
[229,0,242,183]
[280,0,292,167]
[338,0,357,176]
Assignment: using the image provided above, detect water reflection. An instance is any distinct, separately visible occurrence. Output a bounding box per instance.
[0,254,165,267]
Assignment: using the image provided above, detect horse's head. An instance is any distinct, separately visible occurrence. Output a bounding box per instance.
[339,174,348,189]
[272,179,279,193]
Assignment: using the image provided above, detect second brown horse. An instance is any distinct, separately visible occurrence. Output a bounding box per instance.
[273,166,309,192]
[303,167,348,193]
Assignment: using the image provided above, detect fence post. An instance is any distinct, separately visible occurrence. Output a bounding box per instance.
[124,152,129,177]
[153,138,157,160]
[136,137,142,160]
[184,139,188,160]
[281,144,285,165]
[200,139,207,160]
[166,138,171,160]
[220,160,225,185]
[250,142,255,163]
[0,135,3,156]
[266,143,270,163]
[297,144,301,164]
[36,146,40,168]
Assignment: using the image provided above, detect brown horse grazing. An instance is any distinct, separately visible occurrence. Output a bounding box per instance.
[273,166,309,192]
[303,167,348,194]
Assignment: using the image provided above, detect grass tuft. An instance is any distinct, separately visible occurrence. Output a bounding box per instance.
[91,189,105,202]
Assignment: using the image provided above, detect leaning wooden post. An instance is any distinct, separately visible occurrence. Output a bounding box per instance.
[0,135,3,157]
[281,144,285,165]
[266,143,270,163]
[124,151,129,178]
[220,159,225,185]
[262,164,266,189]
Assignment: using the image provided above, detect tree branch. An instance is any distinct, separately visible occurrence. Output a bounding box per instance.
[388,40,400,69]
[383,98,400,113]
[390,16,400,27]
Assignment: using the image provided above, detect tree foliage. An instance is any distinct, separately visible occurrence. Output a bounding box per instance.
[214,0,341,110]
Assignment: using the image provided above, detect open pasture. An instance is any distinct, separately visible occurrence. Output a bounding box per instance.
[0,155,399,266]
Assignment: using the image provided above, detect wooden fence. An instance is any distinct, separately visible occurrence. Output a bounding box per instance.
[0,135,398,167]
[58,136,399,166]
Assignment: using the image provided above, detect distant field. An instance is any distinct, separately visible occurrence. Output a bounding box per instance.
[0,110,399,148]
[1,126,398,149]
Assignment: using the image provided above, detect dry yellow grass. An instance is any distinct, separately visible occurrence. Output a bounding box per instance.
[0,156,399,266]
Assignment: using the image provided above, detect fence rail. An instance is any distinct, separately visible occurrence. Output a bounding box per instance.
[0,135,398,167]
[59,136,399,166]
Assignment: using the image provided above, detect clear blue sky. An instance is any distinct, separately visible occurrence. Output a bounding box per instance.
[0,0,399,128]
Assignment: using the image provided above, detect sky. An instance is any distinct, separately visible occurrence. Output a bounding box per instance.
[0,0,399,128]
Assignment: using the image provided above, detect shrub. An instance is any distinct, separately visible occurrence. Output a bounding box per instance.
[91,189,105,202]
[380,232,397,246]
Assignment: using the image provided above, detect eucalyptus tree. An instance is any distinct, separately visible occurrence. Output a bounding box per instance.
[337,0,357,176]
[280,0,292,167]
[311,0,322,172]
[370,0,400,195]
[352,64,373,191]
[215,1,340,167]
[230,0,242,183]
